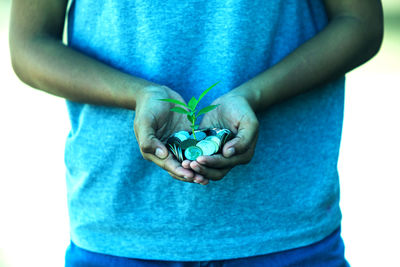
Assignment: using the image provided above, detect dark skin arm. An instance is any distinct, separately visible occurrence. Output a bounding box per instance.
[9,0,200,183]
[187,0,384,185]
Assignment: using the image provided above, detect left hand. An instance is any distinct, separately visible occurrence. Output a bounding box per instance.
[181,91,259,184]
[134,85,198,183]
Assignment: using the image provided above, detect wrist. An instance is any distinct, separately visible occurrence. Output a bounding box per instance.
[134,83,170,111]
[229,83,261,112]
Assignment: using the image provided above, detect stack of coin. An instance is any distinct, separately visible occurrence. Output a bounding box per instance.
[166,128,234,162]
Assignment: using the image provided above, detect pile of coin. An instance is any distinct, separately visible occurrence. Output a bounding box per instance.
[166,128,234,162]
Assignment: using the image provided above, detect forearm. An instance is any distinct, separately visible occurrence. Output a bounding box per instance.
[10,36,159,110]
[233,13,383,112]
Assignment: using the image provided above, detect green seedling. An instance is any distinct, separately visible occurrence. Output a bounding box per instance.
[159,81,220,140]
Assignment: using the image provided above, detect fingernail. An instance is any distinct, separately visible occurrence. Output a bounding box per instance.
[225,147,235,157]
[155,148,166,159]
[197,156,206,164]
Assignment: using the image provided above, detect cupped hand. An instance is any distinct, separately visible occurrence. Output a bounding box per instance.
[181,91,259,183]
[134,85,201,183]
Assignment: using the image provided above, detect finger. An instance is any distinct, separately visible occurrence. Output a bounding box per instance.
[223,118,259,158]
[196,137,257,168]
[189,161,231,181]
[134,116,168,159]
[168,171,209,185]
[144,152,195,179]
[181,161,210,185]
[201,180,210,185]
[181,159,192,169]
[193,173,210,185]
[167,171,194,183]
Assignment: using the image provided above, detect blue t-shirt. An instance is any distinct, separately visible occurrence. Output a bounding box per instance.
[65,0,344,261]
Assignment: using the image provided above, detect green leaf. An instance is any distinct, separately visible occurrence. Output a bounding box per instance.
[194,125,199,130]
[170,106,190,114]
[197,104,219,116]
[158,98,188,108]
[188,97,198,110]
[197,81,220,103]
[187,114,196,123]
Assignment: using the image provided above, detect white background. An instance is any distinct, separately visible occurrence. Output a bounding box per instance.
[1,1,399,266]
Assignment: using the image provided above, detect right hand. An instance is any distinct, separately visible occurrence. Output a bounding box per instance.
[181,91,259,185]
[134,85,202,183]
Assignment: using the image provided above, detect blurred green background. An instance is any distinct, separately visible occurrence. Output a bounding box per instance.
[1,0,399,266]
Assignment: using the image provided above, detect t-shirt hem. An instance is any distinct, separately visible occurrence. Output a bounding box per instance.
[70,217,342,261]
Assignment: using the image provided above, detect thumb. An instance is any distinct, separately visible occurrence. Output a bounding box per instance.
[134,119,168,159]
[222,119,258,157]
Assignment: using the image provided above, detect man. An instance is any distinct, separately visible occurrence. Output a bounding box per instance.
[9,0,383,266]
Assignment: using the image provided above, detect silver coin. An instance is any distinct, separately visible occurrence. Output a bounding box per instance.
[176,130,190,139]
[216,129,231,138]
[196,140,217,156]
[180,139,198,150]
[173,132,189,142]
[205,136,221,147]
[190,131,207,141]
[207,128,218,136]
[205,136,221,153]
[217,129,233,145]
[167,136,182,146]
[209,140,220,153]
[168,144,178,159]
[177,146,183,162]
[184,146,203,161]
